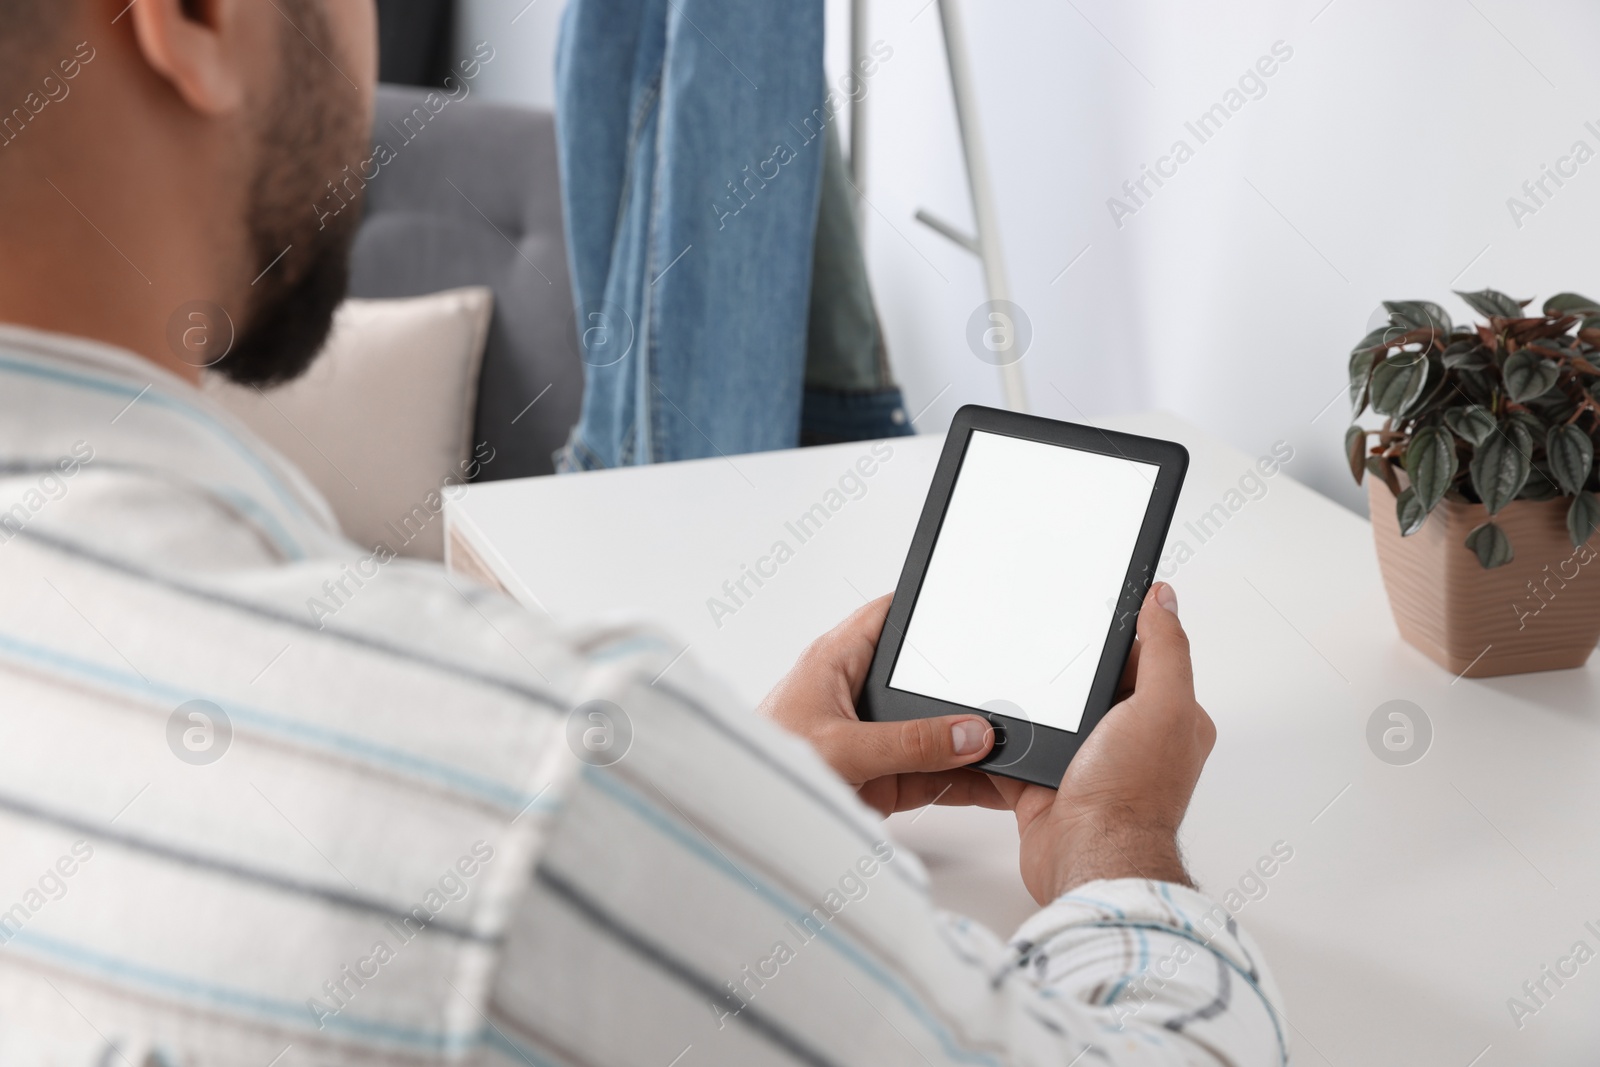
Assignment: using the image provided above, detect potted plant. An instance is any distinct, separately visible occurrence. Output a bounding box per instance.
[1348,289,1600,677]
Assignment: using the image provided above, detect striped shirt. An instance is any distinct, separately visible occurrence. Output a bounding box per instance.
[0,323,1287,1066]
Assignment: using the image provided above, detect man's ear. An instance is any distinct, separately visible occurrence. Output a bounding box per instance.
[126,0,248,115]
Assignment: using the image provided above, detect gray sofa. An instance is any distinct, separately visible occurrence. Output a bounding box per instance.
[349,84,582,480]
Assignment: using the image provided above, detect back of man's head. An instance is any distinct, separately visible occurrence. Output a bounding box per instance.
[0,0,377,386]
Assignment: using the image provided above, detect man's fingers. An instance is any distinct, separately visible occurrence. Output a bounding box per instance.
[823,714,994,783]
[889,769,1011,813]
[985,774,1057,831]
[986,773,1030,808]
[810,594,892,701]
[1133,582,1195,706]
[837,593,892,637]
[1116,638,1142,699]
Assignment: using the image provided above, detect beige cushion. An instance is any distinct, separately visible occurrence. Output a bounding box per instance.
[204,287,493,561]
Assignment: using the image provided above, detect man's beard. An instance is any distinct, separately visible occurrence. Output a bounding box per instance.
[212,3,367,387]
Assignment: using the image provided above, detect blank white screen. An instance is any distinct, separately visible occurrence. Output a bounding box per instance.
[888,431,1159,733]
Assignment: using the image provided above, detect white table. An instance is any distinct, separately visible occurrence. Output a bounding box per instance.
[446,412,1600,1065]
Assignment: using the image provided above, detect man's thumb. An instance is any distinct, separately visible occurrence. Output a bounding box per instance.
[1134,582,1194,700]
[829,715,994,781]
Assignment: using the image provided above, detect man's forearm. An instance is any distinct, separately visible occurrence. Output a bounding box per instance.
[1048,808,1195,896]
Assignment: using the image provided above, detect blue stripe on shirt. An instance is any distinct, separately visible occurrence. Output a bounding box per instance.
[0,354,319,556]
[582,766,1004,1067]
[0,629,551,813]
[1063,920,1287,1064]
[3,928,554,1058]
[1057,893,1128,919]
[1156,882,1196,935]
[1102,929,1148,1005]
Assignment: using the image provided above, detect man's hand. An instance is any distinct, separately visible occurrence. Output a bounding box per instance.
[989,582,1216,904]
[760,596,1008,816]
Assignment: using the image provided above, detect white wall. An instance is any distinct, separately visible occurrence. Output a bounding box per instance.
[455,0,1600,513]
[455,0,563,110]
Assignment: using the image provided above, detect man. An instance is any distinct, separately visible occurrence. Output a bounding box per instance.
[0,2,1284,1064]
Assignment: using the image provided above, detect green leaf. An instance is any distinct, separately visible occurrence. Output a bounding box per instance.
[1544,293,1600,317]
[1568,491,1600,546]
[1396,487,1428,536]
[1384,300,1453,339]
[1442,340,1491,370]
[1370,358,1429,416]
[1367,455,1401,495]
[1508,409,1550,441]
[1526,392,1579,426]
[1443,404,1496,445]
[1404,426,1457,511]
[1546,424,1595,494]
[1502,349,1561,402]
[1348,347,1376,411]
[1350,326,1391,355]
[1465,522,1515,568]
[1469,422,1532,513]
[1453,367,1499,406]
[1415,355,1448,416]
[1455,288,1526,320]
[1520,464,1562,502]
[1345,426,1367,483]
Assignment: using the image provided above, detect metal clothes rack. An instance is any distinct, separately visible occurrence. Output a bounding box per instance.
[848,0,1028,412]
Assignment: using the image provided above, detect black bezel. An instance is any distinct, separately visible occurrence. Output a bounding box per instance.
[859,405,1189,788]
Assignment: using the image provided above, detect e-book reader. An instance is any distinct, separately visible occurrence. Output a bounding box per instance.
[859,405,1188,787]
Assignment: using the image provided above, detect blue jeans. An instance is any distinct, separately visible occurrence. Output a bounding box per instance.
[553,0,911,470]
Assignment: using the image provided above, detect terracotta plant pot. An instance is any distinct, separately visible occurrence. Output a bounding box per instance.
[1368,477,1600,677]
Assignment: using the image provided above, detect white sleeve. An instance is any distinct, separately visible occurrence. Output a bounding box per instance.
[936,880,1287,1065]
[480,628,1287,1067]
